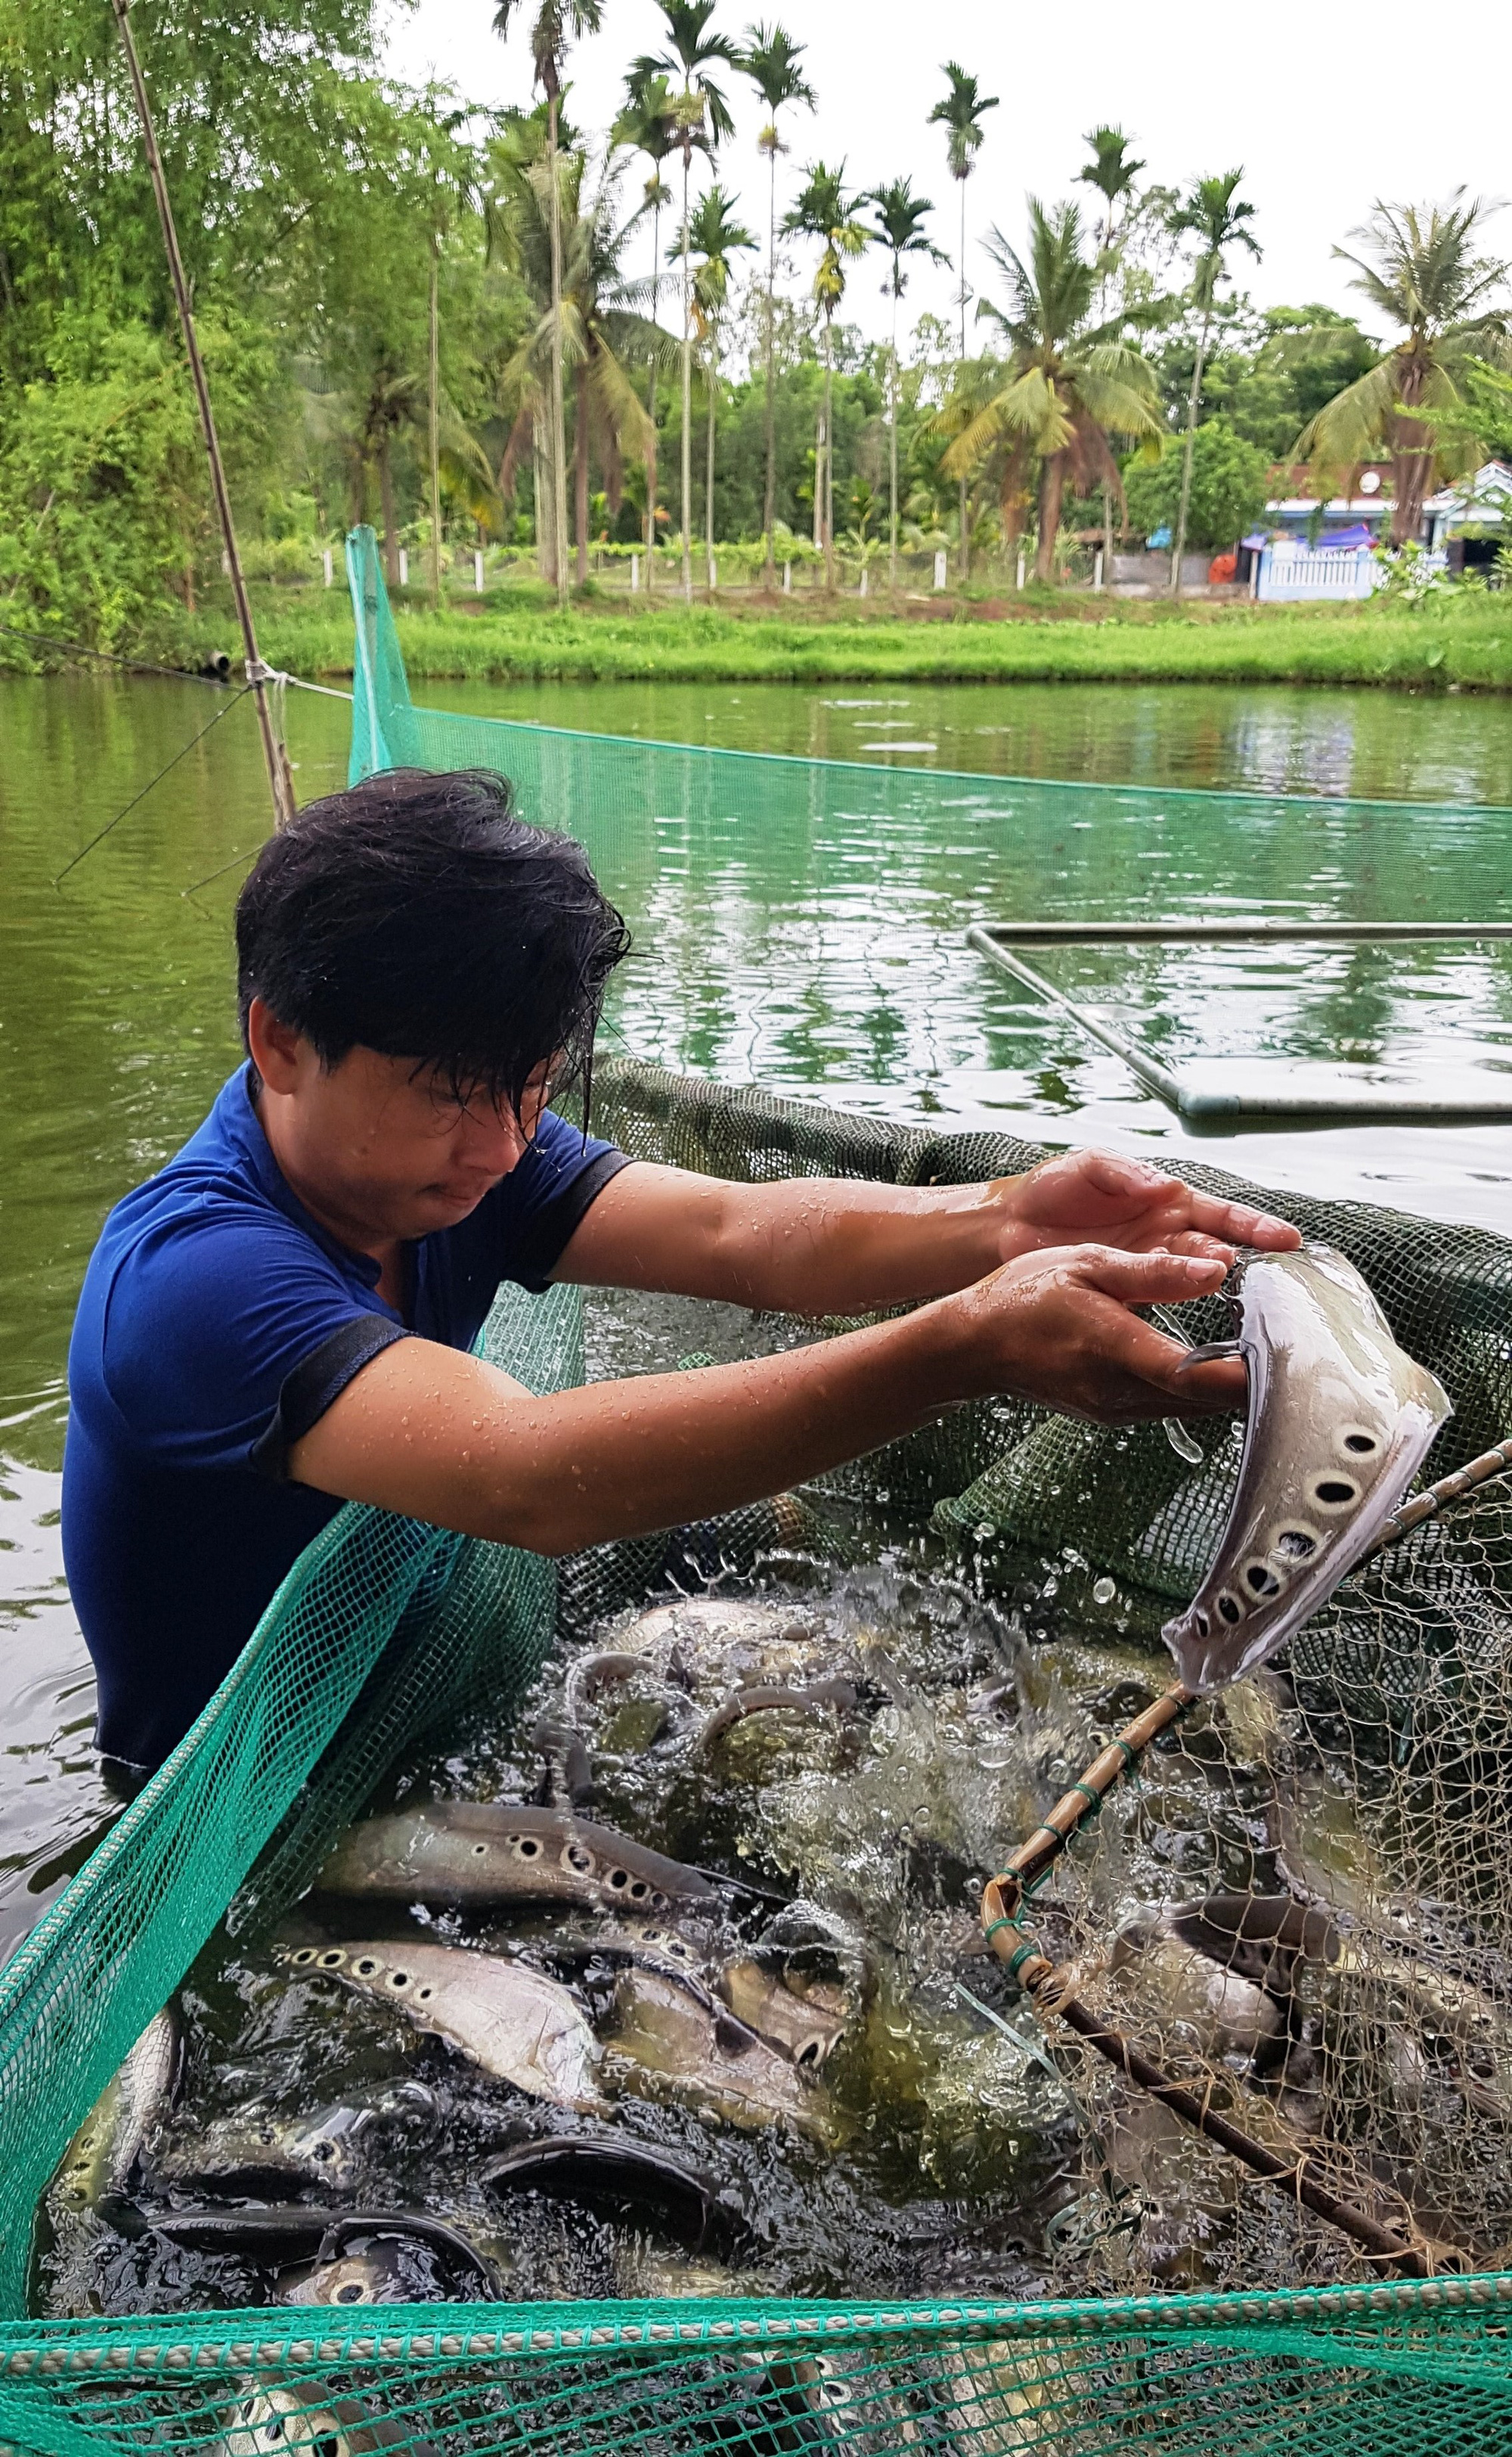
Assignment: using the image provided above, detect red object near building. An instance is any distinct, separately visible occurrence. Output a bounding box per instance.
[1208,551,1238,584]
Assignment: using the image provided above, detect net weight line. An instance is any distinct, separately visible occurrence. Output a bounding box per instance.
[980,1433,1512,2279]
[967,921,1512,1121]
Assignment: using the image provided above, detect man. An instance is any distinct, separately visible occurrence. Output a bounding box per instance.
[64,768,1297,1775]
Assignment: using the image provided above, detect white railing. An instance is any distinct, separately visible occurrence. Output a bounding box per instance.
[1256,543,1384,602]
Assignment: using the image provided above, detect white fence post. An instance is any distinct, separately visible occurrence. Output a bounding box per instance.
[631,553,640,591]
[859,566,868,597]
[782,561,792,593]
[932,549,947,591]
[474,549,485,594]
[1015,553,1026,591]
[322,548,333,588]
[708,557,717,591]
[1092,549,1103,592]
[398,548,408,587]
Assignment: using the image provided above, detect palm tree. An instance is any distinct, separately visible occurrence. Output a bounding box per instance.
[425,104,487,604]
[1295,193,1512,548]
[868,175,946,591]
[491,0,605,605]
[1077,125,1145,263]
[1166,169,1260,594]
[634,0,739,601]
[614,66,679,588]
[928,61,998,580]
[1075,124,1145,572]
[943,197,1164,582]
[686,185,756,587]
[494,127,665,583]
[783,162,869,591]
[740,22,815,588]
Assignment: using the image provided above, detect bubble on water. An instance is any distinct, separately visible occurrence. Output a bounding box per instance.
[1092,1576,1117,1606]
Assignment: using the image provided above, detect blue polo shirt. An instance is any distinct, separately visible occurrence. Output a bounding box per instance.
[62,1066,629,1773]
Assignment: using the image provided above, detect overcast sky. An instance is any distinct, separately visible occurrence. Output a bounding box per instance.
[383,0,1509,355]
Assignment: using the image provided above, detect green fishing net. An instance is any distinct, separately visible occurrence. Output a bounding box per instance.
[0,532,1508,2452]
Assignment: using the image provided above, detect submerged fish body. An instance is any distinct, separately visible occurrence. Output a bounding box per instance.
[717,1958,849,2070]
[277,1938,606,2111]
[219,2383,438,2457]
[1162,1244,1452,1693]
[1109,1922,1285,2066]
[159,2083,436,2196]
[606,1965,835,2139]
[314,1804,716,1916]
[613,1597,826,1694]
[52,2006,181,2213]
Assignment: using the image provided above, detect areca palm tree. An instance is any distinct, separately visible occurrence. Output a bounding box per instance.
[633,0,739,600]
[783,162,869,591]
[1295,192,1512,547]
[1167,170,1259,594]
[614,65,679,587]
[943,197,1164,582]
[869,175,946,591]
[686,184,756,585]
[491,0,605,603]
[928,61,998,579]
[740,22,815,588]
[1077,125,1145,262]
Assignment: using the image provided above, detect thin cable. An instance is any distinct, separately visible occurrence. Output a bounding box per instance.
[181,842,262,901]
[280,674,355,703]
[0,617,228,685]
[53,687,251,887]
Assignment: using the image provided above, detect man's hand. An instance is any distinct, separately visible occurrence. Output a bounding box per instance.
[945,1243,1241,1420]
[996,1149,1300,1267]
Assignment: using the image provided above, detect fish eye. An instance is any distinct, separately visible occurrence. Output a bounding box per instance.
[315,2438,342,2457]
[1311,1475,1359,1510]
[318,1950,345,1968]
[1272,1524,1320,1559]
[354,1958,380,1978]
[1338,1425,1380,1457]
[1241,1559,1282,1598]
[1216,1591,1244,1625]
[336,2282,369,2303]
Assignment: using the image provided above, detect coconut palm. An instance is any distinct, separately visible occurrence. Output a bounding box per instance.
[1295,192,1512,548]
[614,65,679,586]
[868,175,947,591]
[740,22,815,588]
[491,0,605,603]
[685,185,756,585]
[633,0,740,600]
[928,61,998,580]
[424,104,488,603]
[1166,170,1260,594]
[783,161,869,591]
[943,197,1164,583]
[494,133,665,585]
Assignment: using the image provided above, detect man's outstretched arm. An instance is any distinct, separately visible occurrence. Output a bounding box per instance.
[553,1146,1299,1317]
[287,1243,1237,1557]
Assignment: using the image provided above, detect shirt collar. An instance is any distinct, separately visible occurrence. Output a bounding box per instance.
[214,1064,386,1292]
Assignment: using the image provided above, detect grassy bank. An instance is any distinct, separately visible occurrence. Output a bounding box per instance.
[235,588,1512,693]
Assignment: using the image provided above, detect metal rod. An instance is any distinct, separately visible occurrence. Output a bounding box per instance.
[965,926,1188,1107]
[966,923,1512,1121]
[107,0,295,832]
[978,1916,1463,2279]
[974,922,1512,945]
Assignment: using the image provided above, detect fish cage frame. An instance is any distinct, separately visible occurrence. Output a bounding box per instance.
[966,920,1512,1121]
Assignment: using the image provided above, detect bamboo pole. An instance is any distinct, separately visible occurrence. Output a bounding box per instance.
[107,0,295,830]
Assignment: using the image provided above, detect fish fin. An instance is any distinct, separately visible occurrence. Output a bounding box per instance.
[1172,1341,1244,1371]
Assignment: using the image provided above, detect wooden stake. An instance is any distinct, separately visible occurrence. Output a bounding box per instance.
[107,0,296,830]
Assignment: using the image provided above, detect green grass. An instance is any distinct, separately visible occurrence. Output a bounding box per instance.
[191,584,1512,692]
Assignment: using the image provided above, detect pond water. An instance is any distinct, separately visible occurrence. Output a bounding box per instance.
[2,668,1510,1959]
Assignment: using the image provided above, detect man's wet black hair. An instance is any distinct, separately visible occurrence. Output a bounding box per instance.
[235,768,630,1118]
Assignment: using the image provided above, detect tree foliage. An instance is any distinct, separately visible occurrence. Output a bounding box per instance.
[1123,417,1270,551]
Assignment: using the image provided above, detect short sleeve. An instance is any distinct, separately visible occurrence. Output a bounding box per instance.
[96,1201,409,1481]
[487,1109,634,1293]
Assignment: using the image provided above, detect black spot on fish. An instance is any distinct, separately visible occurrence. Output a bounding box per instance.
[1194,1610,1210,1637]
[1343,1431,1378,1454]
[1312,1475,1359,1508]
[1217,1593,1243,1625]
[1273,1525,1319,1559]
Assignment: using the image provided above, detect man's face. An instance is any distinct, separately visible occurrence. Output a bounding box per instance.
[248,999,556,1247]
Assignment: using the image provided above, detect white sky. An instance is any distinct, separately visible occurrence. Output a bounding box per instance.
[383,0,1509,356]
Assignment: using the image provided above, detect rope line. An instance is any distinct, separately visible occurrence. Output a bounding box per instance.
[0,618,229,686]
[53,687,252,887]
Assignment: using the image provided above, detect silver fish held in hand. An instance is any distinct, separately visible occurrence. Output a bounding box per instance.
[314,1803,717,1915]
[277,1939,606,2112]
[1161,1243,1452,1693]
